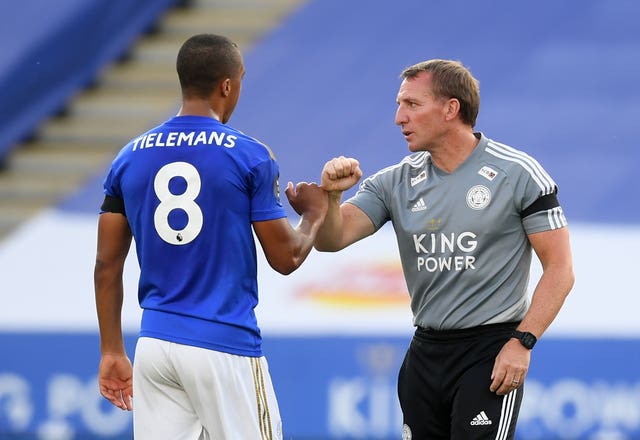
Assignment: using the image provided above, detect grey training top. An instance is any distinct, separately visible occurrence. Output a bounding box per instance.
[347,133,567,330]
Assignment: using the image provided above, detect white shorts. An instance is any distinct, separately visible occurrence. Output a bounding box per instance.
[132,337,282,440]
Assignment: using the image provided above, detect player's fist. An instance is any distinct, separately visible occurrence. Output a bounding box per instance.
[320,156,363,192]
[285,181,328,219]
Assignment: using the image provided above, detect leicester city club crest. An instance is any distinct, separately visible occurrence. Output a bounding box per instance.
[466,185,491,210]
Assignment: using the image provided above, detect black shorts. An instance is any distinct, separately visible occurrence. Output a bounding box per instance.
[398,322,523,440]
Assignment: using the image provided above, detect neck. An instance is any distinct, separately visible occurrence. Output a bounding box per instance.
[177,99,222,121]
[429,129,479,173]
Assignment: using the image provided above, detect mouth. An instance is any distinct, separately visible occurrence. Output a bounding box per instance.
[402,131,413,139]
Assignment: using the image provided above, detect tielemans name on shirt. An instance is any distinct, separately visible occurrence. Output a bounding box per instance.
[132,131,237,151]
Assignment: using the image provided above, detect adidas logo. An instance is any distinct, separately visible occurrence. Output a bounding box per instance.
[470,411,492,426]
[411,198,427,212]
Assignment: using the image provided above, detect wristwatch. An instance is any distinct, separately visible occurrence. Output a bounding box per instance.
[511,330,537,349]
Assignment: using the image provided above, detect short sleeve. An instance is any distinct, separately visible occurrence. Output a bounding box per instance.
[249,158,286,222]
[521,190,568,234]
[346,175,391,230]
[101,163,124,210]
[510,161,568,234]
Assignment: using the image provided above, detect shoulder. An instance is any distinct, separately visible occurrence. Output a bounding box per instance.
[225,126,277,161]
[478,135,556,194]
[113,120,168,159]
[110,133,147,165]
[364,151,429,185]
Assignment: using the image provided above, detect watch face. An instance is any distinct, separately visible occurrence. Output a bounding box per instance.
[521,333,536,349]
[514,330,537,349]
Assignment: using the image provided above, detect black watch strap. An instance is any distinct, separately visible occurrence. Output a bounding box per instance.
[512,330,537,349]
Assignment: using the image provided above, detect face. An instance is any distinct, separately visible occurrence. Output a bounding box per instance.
[395,71,449,152]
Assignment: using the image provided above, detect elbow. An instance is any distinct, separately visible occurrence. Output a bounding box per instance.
[270,260,299,276]
[565,268,576,297]
[554,265,575,302]
[93,258,108,285]
[94,257,125,289]
[314,243,331,252]
[314,241,342,253]
[274,265,296,276]
[267,253,304,275]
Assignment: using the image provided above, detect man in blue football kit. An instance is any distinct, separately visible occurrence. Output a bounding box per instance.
[316,60,575,439]
[94,34,327,439]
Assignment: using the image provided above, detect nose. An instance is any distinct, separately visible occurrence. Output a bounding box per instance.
[395,107,406,126]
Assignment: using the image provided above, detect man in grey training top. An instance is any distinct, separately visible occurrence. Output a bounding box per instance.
[315,59,575,439]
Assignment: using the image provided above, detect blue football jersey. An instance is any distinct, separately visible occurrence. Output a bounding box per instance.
[102,115,286,356]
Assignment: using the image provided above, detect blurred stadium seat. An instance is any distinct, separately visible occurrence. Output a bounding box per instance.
[0,0,303,241]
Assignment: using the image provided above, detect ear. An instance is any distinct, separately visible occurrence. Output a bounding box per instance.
[444,98,460,121]
[221,78,231,97]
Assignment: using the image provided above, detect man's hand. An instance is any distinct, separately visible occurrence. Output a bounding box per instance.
[320,156,363,192]
[98,353,133,411]
[489,338,530,395]
[285,181,328,219]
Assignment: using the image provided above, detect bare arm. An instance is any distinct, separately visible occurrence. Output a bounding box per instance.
[490,226,574,395]
[516,226,574,336]
[94,212,134,410]
[314,156,374,251]
[253,181,328,275]
[315,192,375,251]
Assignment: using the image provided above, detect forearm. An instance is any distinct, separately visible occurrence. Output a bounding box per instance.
[287,211,326,271]
[94,263,126,355]
[517,264,574,338]
[314,191,346,251]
